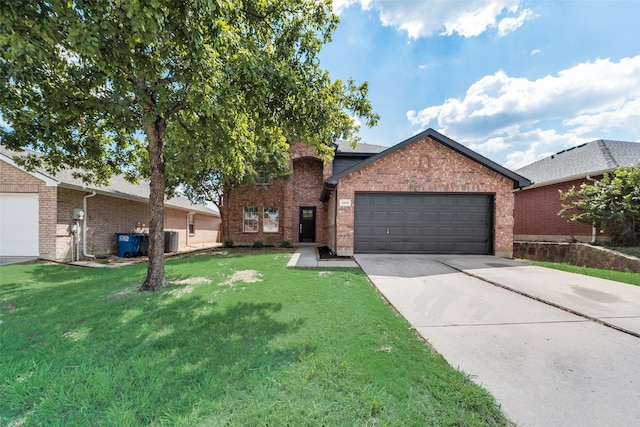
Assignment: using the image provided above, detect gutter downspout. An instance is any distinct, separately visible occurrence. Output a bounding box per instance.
[83,191,97,259]
[333,187,338,255]
[586,175,599,244]
[186,212,190,247]
[75,220,81,261]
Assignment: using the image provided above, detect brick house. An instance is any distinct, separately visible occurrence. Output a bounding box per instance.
[0,149,221,261]
[514,139,640,243]
[224,128,530,257]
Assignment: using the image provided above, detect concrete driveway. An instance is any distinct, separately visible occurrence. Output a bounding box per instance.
[0,256,38,266]
[355,254,640,427]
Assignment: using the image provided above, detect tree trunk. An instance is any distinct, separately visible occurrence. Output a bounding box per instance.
[220,187,231,242]
[140,118,167,291]
[216,200,225,243]
[211,191,226,243]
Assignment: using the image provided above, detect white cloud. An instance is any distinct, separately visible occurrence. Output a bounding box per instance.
[407,55,640,168]
[407,106,440,125]
[530,49,541,55]
[563,97,640,135]
[502,129,588,169]
[334,0,533,39]
[333,0,371,15]
[497,8,534,37]
[467,136,512,153]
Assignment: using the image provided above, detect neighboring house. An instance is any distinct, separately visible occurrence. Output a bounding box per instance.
[0,149,221,261]
[514,139,640,243]
[224,128,530,257]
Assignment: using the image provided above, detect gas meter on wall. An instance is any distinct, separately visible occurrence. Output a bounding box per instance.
[72,208,85,220]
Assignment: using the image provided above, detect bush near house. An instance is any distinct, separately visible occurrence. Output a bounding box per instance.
[560,165,640,246]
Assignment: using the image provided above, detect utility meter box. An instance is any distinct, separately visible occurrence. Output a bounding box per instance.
[72,208,85,220]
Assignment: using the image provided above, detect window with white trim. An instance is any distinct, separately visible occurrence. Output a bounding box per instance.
[243,206,259,232]
[263,207,279,233]
[188,213,195,235]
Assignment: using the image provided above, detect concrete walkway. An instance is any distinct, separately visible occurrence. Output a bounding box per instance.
[287,246,359,268]
[0,256,38,266]
[355,254,640,427]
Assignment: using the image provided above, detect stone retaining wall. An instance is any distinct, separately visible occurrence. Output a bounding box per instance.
[514,241,640,273]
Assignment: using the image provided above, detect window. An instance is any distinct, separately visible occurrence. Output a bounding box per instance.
[188,213,195,235]
[243,206,259,232]
[263,207,279,233]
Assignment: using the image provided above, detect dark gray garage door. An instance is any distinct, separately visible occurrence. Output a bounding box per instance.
[354,192,493,254]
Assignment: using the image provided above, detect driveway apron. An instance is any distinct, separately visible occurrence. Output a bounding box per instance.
[355,254,640,427]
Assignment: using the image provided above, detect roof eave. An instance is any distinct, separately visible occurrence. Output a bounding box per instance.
[519,169,613,190]
[323,128,532,190]
[58,182,150,202]
[319,181,337,202]
[0,152,59,186]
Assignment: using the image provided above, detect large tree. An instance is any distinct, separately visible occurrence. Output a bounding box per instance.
[0,0,378,291]
[560,165,640,246]
[170,142,291,243]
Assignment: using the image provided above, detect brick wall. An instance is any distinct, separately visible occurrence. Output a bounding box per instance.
[333,136,516,256]
[56,188,150,260]
[0,160,57,258]
[284,143,332,244]
[224,179,287,246]
[291,157,327,244]
[224,142,331,246]
[514,177,604,242]
[58,188,220,260]
[165,206,220,247]
[2,158,219,260]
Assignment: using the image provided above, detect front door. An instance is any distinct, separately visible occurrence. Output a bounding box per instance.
[299,206,316,243]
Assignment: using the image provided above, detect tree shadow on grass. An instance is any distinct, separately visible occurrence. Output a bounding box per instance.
[1,269,308,425]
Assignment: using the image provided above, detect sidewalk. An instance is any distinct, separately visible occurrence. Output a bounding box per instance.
[441,255,640,336]
[287,246,359,268]
[355,254,640,427]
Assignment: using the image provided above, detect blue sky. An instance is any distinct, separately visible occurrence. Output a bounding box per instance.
[320,0,640,169]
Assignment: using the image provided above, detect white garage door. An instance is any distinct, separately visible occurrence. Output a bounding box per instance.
[0,193,39,257]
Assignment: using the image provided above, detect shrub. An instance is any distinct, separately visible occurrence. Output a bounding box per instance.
[560,164,640,246]
[253,240,265,248]
[223,239,234,248]
[280,240,292,248]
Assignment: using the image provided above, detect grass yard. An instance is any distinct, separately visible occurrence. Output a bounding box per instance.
[603,246,640,259]
[523,260,640,286]
[1,251,509,426]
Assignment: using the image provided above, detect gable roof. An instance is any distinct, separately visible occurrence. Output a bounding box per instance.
[515,139,640,187]
[0,148,219,216]
[321,129,531,201]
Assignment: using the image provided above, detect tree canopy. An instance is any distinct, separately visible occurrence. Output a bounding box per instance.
[0,0,378,290]
[559,165,640,246]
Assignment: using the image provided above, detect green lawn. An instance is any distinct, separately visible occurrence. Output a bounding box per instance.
[603,246,640,259]
[523,260,640,286]
[0,251,509,426]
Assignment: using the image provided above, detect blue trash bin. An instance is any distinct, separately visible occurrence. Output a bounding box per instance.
[116,233,142,258]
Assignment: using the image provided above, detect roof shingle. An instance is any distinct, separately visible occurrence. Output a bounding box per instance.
[334,140,388,155]
[0,148,219,215]
[515,140,640,186]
